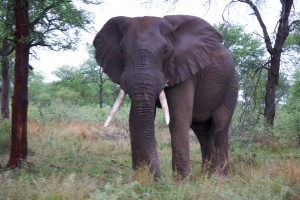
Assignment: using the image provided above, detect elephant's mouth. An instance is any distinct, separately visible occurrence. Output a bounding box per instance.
[104,89,170,127]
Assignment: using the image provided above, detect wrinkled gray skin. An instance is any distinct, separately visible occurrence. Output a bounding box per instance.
[93,15,238,180]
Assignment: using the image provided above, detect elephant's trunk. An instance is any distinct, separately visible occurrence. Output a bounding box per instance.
[128,85,161,177]
[123,50,166,178]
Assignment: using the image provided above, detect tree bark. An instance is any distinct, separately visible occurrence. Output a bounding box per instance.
[264,0,293,126]
[1,39,10,119]
[7,0,30,168]
[264,55,280,125]
[99,85,103,108]
[99,69,103,108]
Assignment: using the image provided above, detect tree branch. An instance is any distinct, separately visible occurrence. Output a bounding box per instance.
[29,3,56,27]
[237,0,274,54]
[254,59,271,76]
[274,0,293,52]
[81,0,102,4]
[289,19,300,31]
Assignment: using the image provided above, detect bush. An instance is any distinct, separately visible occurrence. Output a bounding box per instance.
[275,109,300,147]
[0,119,11,154]
[230,103,265,136]
[28,99,133,125]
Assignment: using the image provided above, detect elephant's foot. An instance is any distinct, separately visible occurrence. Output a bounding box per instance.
[133,164,162,182]
[201,159,229,178]
[132,159,162,180]
[215,161,229,178]
[172,169,192,183]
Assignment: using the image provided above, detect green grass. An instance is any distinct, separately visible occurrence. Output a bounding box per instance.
[1,110,300,199]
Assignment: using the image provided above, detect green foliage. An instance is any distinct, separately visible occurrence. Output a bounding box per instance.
[80,44,121,107]
[284,20,300,52]
[28,71,52,105]
[1,0,100,52]
[50,45,121,107]
[0,0,14,41]
[28,0,96,51]
[51,64,106,105]
[27,97,129,124]
[216,23,265,76]
[50,65,88,104]
[275,68,300,147]
[0,119,10,155]
[28,100,103,122]
[54,87,83,104]
[286,68,300,111]
[275,110,300,141]
[27,45,123,126]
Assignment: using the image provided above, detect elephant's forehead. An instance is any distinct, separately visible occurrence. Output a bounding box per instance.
[130,16,162,31]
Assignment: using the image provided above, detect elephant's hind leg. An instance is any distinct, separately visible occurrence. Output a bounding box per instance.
[191,120,216,175]
[192,107,232,177]
[210,106,234,177]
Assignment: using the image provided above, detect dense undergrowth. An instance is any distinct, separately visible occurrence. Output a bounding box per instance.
[0,102,300,199]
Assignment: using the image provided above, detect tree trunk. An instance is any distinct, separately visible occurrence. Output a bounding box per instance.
[264,55,281,126]
[99,71,103,108]
[99,85,103,108]
[7,0,30,168]
[1,39,10,119]
[296,117,300,147]
[263,0,293,126]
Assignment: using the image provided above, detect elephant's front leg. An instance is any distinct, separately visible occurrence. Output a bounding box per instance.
[166,80,195,181]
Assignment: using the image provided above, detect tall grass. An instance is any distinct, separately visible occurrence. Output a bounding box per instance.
[0,102,299,199]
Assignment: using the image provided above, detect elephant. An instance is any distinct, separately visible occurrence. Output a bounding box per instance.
[93,15,238,180]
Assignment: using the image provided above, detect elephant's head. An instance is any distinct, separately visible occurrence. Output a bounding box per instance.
[93,15,222,177]
[94,15,221,123]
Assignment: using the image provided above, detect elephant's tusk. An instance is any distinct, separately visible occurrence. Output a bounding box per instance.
[159,90,170,125]
[104,89,126,127]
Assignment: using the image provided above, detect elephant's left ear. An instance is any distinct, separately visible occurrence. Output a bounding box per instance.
[162,15,222,86]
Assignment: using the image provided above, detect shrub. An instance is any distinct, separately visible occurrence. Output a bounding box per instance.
[28,100,108,122]
[0,119,10,155]
[275,109,300,147]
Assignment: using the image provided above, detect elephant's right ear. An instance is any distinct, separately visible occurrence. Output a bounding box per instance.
[162,15,222,87]
[93,16,130,85]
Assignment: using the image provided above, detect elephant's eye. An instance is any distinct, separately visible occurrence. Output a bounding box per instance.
[163,47,169,55]
[162,46,171,59]
[119,41,125,54]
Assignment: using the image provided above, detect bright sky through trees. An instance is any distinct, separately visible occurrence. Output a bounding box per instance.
[30,0,283,81]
